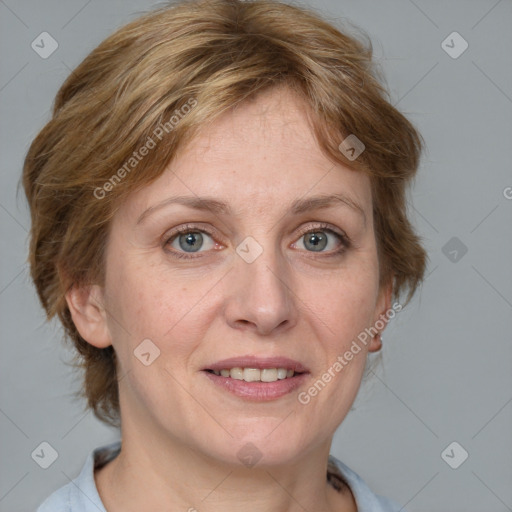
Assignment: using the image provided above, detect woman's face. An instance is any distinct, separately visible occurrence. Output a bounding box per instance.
[93,86,391,466]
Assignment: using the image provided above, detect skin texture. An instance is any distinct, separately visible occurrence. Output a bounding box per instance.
[67,85,392,512]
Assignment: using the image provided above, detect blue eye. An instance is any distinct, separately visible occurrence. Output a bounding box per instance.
[293,226,349,256]
[164,226,217,259]
[163,222,350,260]
[175,231,207,252]
[300,231,331,252]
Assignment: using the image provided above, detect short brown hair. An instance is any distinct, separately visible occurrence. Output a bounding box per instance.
[22,0,428,427]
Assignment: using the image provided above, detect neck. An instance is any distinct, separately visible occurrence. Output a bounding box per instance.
[95,417,356,512]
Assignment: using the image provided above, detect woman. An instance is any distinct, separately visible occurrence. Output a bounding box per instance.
[24,0,427,510]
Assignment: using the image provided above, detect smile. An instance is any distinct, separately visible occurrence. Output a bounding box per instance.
[202,356,310,400]
[206,367,297,382]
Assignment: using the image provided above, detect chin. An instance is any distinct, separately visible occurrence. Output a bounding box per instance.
[199,428,312,469]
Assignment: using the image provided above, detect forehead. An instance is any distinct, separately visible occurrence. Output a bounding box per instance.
[120,85,372,221]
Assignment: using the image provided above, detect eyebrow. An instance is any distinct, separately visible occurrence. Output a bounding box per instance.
[136,193,367,226]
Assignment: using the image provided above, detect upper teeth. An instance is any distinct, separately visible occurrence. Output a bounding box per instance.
[211,368,295,382]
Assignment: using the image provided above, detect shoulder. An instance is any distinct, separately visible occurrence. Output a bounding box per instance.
[36,441,121,512]
[328,454,406,512]
[37,484,72,512]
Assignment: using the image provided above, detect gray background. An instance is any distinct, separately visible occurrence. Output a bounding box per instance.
[1,0,511,511]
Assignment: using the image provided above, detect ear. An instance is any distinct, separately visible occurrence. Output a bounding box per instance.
[65,283,112,348]
[368,279,393,353]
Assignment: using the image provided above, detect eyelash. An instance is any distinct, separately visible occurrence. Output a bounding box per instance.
[163,222,351,260]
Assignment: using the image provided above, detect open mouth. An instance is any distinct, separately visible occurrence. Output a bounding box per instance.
[204,367,306,383]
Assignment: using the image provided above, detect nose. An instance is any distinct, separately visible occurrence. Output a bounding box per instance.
[223,241,298,337]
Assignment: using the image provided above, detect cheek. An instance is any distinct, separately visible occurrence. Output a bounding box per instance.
[104,258,213,361]
[307,263,379,344]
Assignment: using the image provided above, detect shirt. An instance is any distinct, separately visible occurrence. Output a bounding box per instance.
[36,441,405,511]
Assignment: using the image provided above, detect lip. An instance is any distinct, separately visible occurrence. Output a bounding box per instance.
[201,355,310,402]
[204,356,309,373]
[202,370,309,401]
